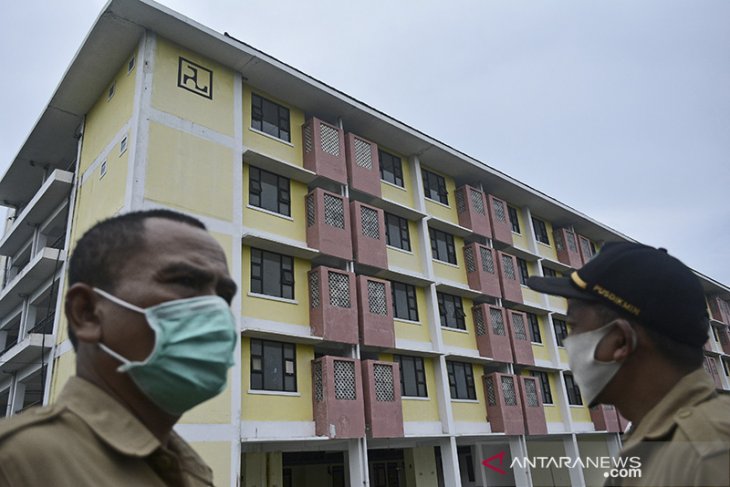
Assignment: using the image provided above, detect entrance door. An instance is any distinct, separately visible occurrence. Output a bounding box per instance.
[369,461,404,487]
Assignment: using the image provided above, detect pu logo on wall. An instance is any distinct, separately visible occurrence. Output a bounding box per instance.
[177,57,213,99]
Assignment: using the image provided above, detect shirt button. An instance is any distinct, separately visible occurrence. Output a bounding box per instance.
[676,408,692,419]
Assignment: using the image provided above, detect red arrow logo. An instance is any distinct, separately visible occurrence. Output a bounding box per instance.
[481,451,507,475]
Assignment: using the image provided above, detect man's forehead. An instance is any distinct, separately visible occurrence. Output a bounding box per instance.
[142,218,227,262]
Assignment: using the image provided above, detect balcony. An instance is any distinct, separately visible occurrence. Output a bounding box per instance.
[0,248,64,317]
[486,195,513,245]
[305,188,352,261]
[463,243,501,298]
[496,251,522,304]
[472,304,513,363]
[590,404,620,433]
[361,360,403,438]
[577,234,595,265]
[553,228,582,269]
[506,310,534,366]
[350,201,387,270]
[455,185,492,238]
[312,356,365,439]
[0,169,73,258]
[302,117,347,184]
[717,325,730,354]
[484,372,525,435]
[708,295,730,324]
[356,275,394,348]
[518,376,547,434]
[0,333,51,374]
[309,266,358,344]
[345,133,380,198]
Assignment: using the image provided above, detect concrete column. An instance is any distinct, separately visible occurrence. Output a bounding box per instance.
[439,436,462,487]
[564,435,586,487]
[510,436,532,487]
[10,381,25,414]
[348,438,369,487]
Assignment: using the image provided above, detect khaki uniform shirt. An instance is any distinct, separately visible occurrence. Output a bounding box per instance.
[0,377,214,486]
[611,368,730,487]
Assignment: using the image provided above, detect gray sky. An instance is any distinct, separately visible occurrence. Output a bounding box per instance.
[1,0,728,285]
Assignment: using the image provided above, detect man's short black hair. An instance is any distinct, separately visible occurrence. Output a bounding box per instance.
[67,209,206,348]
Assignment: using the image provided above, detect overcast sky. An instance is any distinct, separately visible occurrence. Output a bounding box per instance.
[1,0,728,286]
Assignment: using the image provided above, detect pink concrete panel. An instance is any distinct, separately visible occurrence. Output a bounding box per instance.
[484,373,525,435]
[350,201,388,270]
[507,310,535,366]
[708,296,730,324]
[361,360,404,438]
[356,275,395,348]
[496,251,523,304]
[312,356,366,439]
[590,405,620,433]
[309,266,359,344]
[463,243,502,298]
[553,228,583,269]
[487,195,513,245]
[455,186,492,238]
[577,234,595,266]
[705,356,723,388]
[345,133,381,198]
[302,117,347,184]
[473,304,513,363]
[518,376,547,435]
[719,326,730,354]
[306,188,353,261]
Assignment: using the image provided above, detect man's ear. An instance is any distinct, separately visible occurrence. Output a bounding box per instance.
[65,283,103,344]
[611,319,637,362]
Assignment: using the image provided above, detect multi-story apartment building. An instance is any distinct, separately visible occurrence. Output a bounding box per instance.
[1,1,729,486]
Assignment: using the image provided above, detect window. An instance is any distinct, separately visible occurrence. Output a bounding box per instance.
[120,136,127,155]
[527,313,542,343]
[553,319,568,347]
[564,373,583,405]
[422,169,448,205]
[379,149,403,187]
[712,326,720,342]
[391,281,418,321]
[107,81,115,100]
[429,228,457,265]
[251,93,290,142]
[531,371,553,404]
[508,206,521,233]
[517,258,529,286]
[542,266,559,278]
[437,292,466,330]
[385,213,410,251]
[395,355,427,397]
[723,359,730,377]
[446,360,476,400]
[250,248,294,299]
[249,166,291,216]
[250,339,296,392]
[99,160,107,179]
[127,56,135,74]
[532,217,550,245]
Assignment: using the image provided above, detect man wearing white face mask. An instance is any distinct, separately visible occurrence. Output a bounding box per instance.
[527,241,730,487]
[0,209,238,486]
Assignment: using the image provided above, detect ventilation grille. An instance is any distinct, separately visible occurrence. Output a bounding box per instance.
[374,364,395,402]
[361,206,380,239]
[464,247,476,273]
[501,376,517,406]
[309,272,320,309]
[566,229,578,252]
[580,237,593,260]
[334,360,356,400]
[456,189,466,214]
[354,138,373,169]
[480,247,495,274]
[512,313,528,341]
[306,194,315,227]
[490,308,506,336]
[470,188,486,215]
[368,280,387,315]
[474,307,486,336]
[320,123,340,156]
[324,194,345,229]
[486,377,497,406]
[304,123,314,154]
[329,272,351,308]
[493,199,506,222]
[313,361,323,402]
[525,379,539,407]
[502,255,516,280]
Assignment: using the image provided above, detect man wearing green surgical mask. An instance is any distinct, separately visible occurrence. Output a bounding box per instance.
[528,242,730,487]
[0,209,238,486]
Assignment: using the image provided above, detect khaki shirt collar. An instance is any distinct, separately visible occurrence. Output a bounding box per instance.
[622,368,717,451]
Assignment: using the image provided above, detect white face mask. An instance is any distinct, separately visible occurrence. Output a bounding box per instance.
[564,320,635,407]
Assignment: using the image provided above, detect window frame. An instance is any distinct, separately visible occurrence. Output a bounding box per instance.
[542,266,559,278]
[378,149,404,187]
[526,312,542,343]
[250,339,297,393]
[530,370,553,404]
[395,355,428,398]
[446,360,476,400]
[532,217,550,245]
[516,257,530,286]
[508,206,521,234]
[429,228,457,265]
[385,212,411,251]
[251,93,291,143]
[249,165,291,217]
[553,318,568,347]
[391,281,419,322]
[437,292,466,330]
[422,168,449,205]
[250,248,295,299]
[564,373,583,405]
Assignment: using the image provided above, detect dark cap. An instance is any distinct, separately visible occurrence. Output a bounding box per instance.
[527,241,709,347]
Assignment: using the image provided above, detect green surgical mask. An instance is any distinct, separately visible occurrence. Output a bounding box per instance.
[94,288,237,415]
